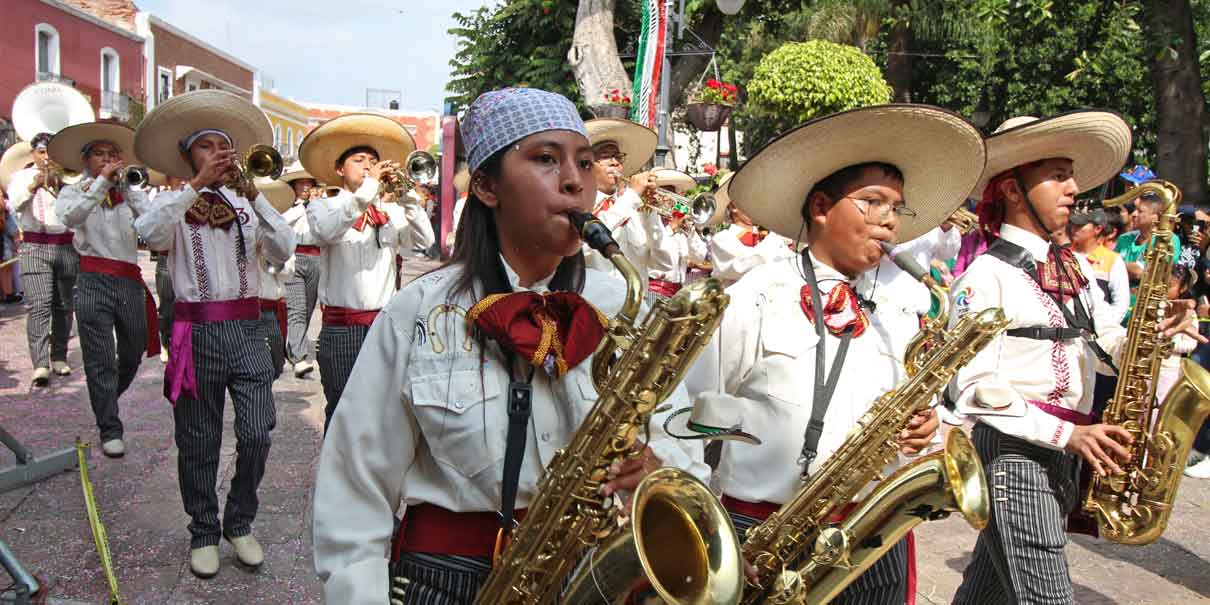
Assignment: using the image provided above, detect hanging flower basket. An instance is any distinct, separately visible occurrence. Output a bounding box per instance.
[686,103,733,132]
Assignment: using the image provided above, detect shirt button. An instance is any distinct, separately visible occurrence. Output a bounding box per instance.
[453,401,463,410]
[540,432,551,442]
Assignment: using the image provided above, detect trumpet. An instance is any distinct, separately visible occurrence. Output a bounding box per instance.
[122,165,150,189]
[37,159,80,195]
[378,150,438,199]
[641,188,716,229]
[223,144,284,193]
[947,206,978,235]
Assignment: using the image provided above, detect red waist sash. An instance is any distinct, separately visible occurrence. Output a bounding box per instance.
[648,278,682,297]
[80,256,160,358]
[165,298,260,404]
[322,305,380,327]
[391,503,528,559]
[296,245,321,256]
[1029,400,1094,426]
[23,231,73,245]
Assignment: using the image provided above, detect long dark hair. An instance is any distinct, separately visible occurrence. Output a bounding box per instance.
[443,146,586,302]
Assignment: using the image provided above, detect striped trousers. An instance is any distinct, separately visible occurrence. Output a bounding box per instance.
[317,324,371,433]
[390,552,492,604]
[953,423,1080,605]
[155,254,175,349]
[20,241,79,367]
[74,272,146,441]
[172,319,276,549]
[730,511,910,605]
[260,309,284,380]
[284,253,320,364]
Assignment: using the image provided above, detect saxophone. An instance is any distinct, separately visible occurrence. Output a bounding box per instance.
[739,244,1006,605]
[1082,181,1210,545]
[470,211,743,605]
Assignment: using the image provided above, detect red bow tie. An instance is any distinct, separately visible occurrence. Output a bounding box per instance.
[353,204,389,232]
[467,291,608,378]
[739,229,766,247]
[800,282,869,338]
[1037,247,1088,303]
[185,192,238,230]
[103,188,124,208]
[594,196,615,217]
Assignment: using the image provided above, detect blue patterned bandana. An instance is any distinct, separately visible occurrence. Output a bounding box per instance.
[461,88,587,171]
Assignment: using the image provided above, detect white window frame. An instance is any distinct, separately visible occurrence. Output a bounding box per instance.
[34,23,61,77]
[99,47,119,94]
[273,124,282,150]
[286,128,294,156]
[186,81,199,93]
[157,66,173,103]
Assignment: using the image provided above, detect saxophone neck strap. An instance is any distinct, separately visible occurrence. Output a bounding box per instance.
[496,352,537,559]
[799,250,855,479]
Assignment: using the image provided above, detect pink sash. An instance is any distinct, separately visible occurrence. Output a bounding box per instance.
[165,298,259,404]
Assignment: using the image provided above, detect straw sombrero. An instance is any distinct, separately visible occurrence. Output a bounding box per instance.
[585,118,657,177]
[134,90,272,180]
[255,177,295,214]
[279,160,315,185]
[650,167,696,195]
[0,142,34,191]
[704,172,735,227]
[47,122,136,173]
[973,110,1132,197]
[299,113,416,187]
[729,104,986,242]
[146,169,169,188]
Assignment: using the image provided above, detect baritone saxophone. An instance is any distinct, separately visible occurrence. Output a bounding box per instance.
[1081,181,1210,545]
[469,211,743,605]
[739,243,1004,605]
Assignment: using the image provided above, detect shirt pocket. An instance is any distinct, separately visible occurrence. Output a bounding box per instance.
[759,305,817,406]
[409,368,504,478]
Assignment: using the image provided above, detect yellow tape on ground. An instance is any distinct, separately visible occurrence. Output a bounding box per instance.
[77,440,121,605]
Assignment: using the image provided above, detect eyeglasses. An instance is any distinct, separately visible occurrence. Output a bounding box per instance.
[594,152,627,163]
[844,196,917,222]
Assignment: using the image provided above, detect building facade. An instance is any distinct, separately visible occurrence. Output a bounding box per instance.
[0,0,145,147]
[134,12,257,112]
[302,103,441,156]
[258,88,309,164]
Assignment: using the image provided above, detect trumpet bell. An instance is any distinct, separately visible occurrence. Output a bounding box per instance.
[691,193,716,226]
[246,144,284,180]
[123,166,150,189]
[405,150,438,187]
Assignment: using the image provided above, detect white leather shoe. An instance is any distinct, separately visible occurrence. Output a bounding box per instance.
[31,367,50,387]
[51,361,71,376]
[101,439,125,458]
[293,360,315,378]
[1185,457,1210,479]
[190,545,220,579]
[160,348,169,363]
[226,534,264,568]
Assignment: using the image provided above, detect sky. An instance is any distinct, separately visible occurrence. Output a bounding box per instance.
[135,0,494,113]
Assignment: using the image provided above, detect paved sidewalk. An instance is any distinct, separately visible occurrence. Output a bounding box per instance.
[0,254,1207,604]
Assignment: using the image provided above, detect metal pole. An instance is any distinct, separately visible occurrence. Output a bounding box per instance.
[0,539,39,604]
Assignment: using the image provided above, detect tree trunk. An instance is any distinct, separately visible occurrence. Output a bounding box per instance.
[1147,0,1208,204]
[569,0,632,111]
[886,0,912,102]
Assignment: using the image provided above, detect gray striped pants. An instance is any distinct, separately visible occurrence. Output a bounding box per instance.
[260,308,284,380]
[317,323,371,433]
[20,241,79,367]
[172,319,276,549]
[730,510,909,605]
[74,272,147,441]
[953,423,1080,605]
[155,254,175,349]
[284,253,320,364]
[390,552,491,604]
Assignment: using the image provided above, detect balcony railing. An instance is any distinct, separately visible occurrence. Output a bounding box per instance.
[35,72,76,86]
[100,91,131,120]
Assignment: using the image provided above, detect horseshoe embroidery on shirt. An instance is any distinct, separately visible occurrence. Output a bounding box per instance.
[426,304,474,354]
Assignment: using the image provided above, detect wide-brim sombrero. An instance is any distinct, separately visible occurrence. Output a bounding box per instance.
[729,104,987,242]
[299,113,416,187]
[0,142,34,191]
[134,90,272,180]
[147,169,169,188]
[585,118,657,177]
[973,110,1132,197]
[47,122,136,174]
[704,172,735,227]
[280,160,316,185]
[650,167,697,195]
[255,177,295,214]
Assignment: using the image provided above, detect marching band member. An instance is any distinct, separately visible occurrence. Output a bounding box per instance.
[51,122,157,458]
[279,162,323,378]
[644,167,708,302]
[947,112,1199,604]
[583,117,660,289]
[675,105,987,604]
[312,87,706,605]
[706,172,795,286]
[6,132,79,386]
[154,175,188,361]
[133,90,295,579]
[256,179,297,380]
[298,113,435,432]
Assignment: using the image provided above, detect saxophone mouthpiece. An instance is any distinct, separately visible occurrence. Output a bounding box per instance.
[567,210,620,257]
[879,240,931,283]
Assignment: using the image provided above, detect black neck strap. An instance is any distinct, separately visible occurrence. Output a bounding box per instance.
[498,352,536,537]
[798,250,855,479]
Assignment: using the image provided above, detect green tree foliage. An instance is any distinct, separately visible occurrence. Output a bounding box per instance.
[746,41,892,147]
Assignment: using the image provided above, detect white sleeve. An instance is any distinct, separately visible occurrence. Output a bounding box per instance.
[709,231,748,283]
[251,194,295,265]
[310,180,379,244]
[1108,255,1131,324]
[55,177,110,227]
[314,300,418,605]
[6,170,35,212]
[688,230,708,264]
[397,201,435,252]
[134,186,198,252]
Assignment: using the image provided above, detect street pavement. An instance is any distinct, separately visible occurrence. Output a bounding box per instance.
[0,253,1207,604]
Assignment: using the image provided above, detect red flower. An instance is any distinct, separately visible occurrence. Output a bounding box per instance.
[706,79,721,88]
[703,163,718,176]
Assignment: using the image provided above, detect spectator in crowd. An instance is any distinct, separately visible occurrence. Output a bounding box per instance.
[0,187,20,303]
[1070,209,1129,323]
